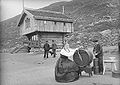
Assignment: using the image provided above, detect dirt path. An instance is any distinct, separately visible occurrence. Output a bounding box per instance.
[0,46,120,85]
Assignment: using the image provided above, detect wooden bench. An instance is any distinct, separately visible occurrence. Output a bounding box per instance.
[103,60,117,75]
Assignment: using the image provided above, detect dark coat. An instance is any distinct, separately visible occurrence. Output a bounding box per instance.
[55,54,79,83]
[52,43,57,50]
[43,43,50,51]
[93,44,103,59]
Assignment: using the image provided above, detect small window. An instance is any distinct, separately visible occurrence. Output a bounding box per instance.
[54,22,56,25]
[32,36,34,41]
[44,21,47,24]
[25,18,30,29]
[63,22,66,26]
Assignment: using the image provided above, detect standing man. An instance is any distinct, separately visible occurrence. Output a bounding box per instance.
[93,40,103,75]
[43,41,50,59]
[51,40,57,58]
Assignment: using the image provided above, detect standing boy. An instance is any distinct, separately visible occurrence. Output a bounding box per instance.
[43,41,50,59]
[51,40,57,58]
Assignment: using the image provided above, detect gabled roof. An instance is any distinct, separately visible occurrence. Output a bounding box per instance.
[27,9,73,22]
[27,9,70,19]
[18,13,26,26]
[17,9,73,26]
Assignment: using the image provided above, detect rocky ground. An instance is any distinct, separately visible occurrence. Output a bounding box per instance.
[0,46,120,85]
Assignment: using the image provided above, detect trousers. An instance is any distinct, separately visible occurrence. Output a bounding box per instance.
[44,50,49,58]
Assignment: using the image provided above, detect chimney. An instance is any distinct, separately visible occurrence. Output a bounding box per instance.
[62,6,65,14]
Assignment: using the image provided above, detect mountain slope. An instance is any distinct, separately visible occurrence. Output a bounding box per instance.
[0,15,21,49]
[41,0,119,31]
[0,0,119,50]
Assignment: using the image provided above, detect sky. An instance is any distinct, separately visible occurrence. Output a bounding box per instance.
[0,0,71,21]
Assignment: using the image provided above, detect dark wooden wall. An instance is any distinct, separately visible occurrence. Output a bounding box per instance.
[27,32,66,48]
[40,32,64,48]
[35,20,73,33]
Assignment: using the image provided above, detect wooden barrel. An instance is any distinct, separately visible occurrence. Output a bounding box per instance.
[93,58,99,67]
[93,58,99,74]
[93,66,99,74]
[73,49,93,67]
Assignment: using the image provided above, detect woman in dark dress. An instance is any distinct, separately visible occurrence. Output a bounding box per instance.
[55,42,80,83]
[55,54,80,83]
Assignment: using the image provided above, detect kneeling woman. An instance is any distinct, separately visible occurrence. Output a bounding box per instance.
[55,42,80,83]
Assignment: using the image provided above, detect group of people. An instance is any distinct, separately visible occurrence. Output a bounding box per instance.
[55,39,104,83]
[43,40,57,59]
[13,38,104,83]
[12,40,58,59]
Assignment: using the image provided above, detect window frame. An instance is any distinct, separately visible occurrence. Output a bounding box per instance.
[25,18,30,29]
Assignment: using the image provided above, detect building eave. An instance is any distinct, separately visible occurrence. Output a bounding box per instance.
[17,9,34,27]
[33,16,73,23]
[17,10,25,27]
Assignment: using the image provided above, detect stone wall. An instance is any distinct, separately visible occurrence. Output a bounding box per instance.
[67,29,119,48]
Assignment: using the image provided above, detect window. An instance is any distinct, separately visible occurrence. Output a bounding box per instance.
[44,21,47,24]
[54,21,57,25]
[25,18,30,29]
[63,22,66,26]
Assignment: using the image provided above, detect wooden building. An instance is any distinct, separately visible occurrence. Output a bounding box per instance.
[17,9,74,48]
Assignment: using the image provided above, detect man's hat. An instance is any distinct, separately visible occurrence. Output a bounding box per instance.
[90,39,98,42]
[93,40,98,42]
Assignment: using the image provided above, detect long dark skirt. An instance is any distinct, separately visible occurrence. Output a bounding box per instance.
[55,54,80,83]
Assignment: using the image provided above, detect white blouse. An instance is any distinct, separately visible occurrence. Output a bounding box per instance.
[60,43,78,61]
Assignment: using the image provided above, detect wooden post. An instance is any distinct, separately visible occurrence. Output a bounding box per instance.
[38,32,41,48]
[27,35,31,41]
[29,35,32,47]
[62,33,65,48]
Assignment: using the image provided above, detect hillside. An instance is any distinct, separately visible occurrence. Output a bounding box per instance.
[0,15,29,49]
[0,0,119,51]
[41,0,119,31]
[0,15,20,39]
